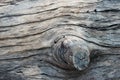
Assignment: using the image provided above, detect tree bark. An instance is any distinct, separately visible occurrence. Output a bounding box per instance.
[0,0,120,80]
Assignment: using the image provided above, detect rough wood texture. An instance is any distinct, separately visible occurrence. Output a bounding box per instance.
[0,0,120,80]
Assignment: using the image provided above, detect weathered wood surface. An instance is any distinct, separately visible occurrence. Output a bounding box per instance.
[0,0,120,80]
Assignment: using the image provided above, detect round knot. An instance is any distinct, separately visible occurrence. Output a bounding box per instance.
[52,36,90,70]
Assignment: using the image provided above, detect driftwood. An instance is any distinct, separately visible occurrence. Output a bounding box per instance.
[0,0,120,80]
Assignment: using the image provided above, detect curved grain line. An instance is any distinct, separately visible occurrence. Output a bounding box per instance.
[0,5,91,19]
[62,34,120,48]
[57,23,120,31]
[0,14,70,28]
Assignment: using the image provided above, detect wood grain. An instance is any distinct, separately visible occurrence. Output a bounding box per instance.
[0,0,120,80]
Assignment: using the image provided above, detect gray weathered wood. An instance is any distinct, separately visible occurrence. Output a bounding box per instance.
[0,0,120,80]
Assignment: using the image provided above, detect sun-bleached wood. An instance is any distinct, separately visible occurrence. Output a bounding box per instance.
[0,0,120,80]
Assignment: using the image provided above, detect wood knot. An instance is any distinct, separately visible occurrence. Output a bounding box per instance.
[52,36,90,71]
